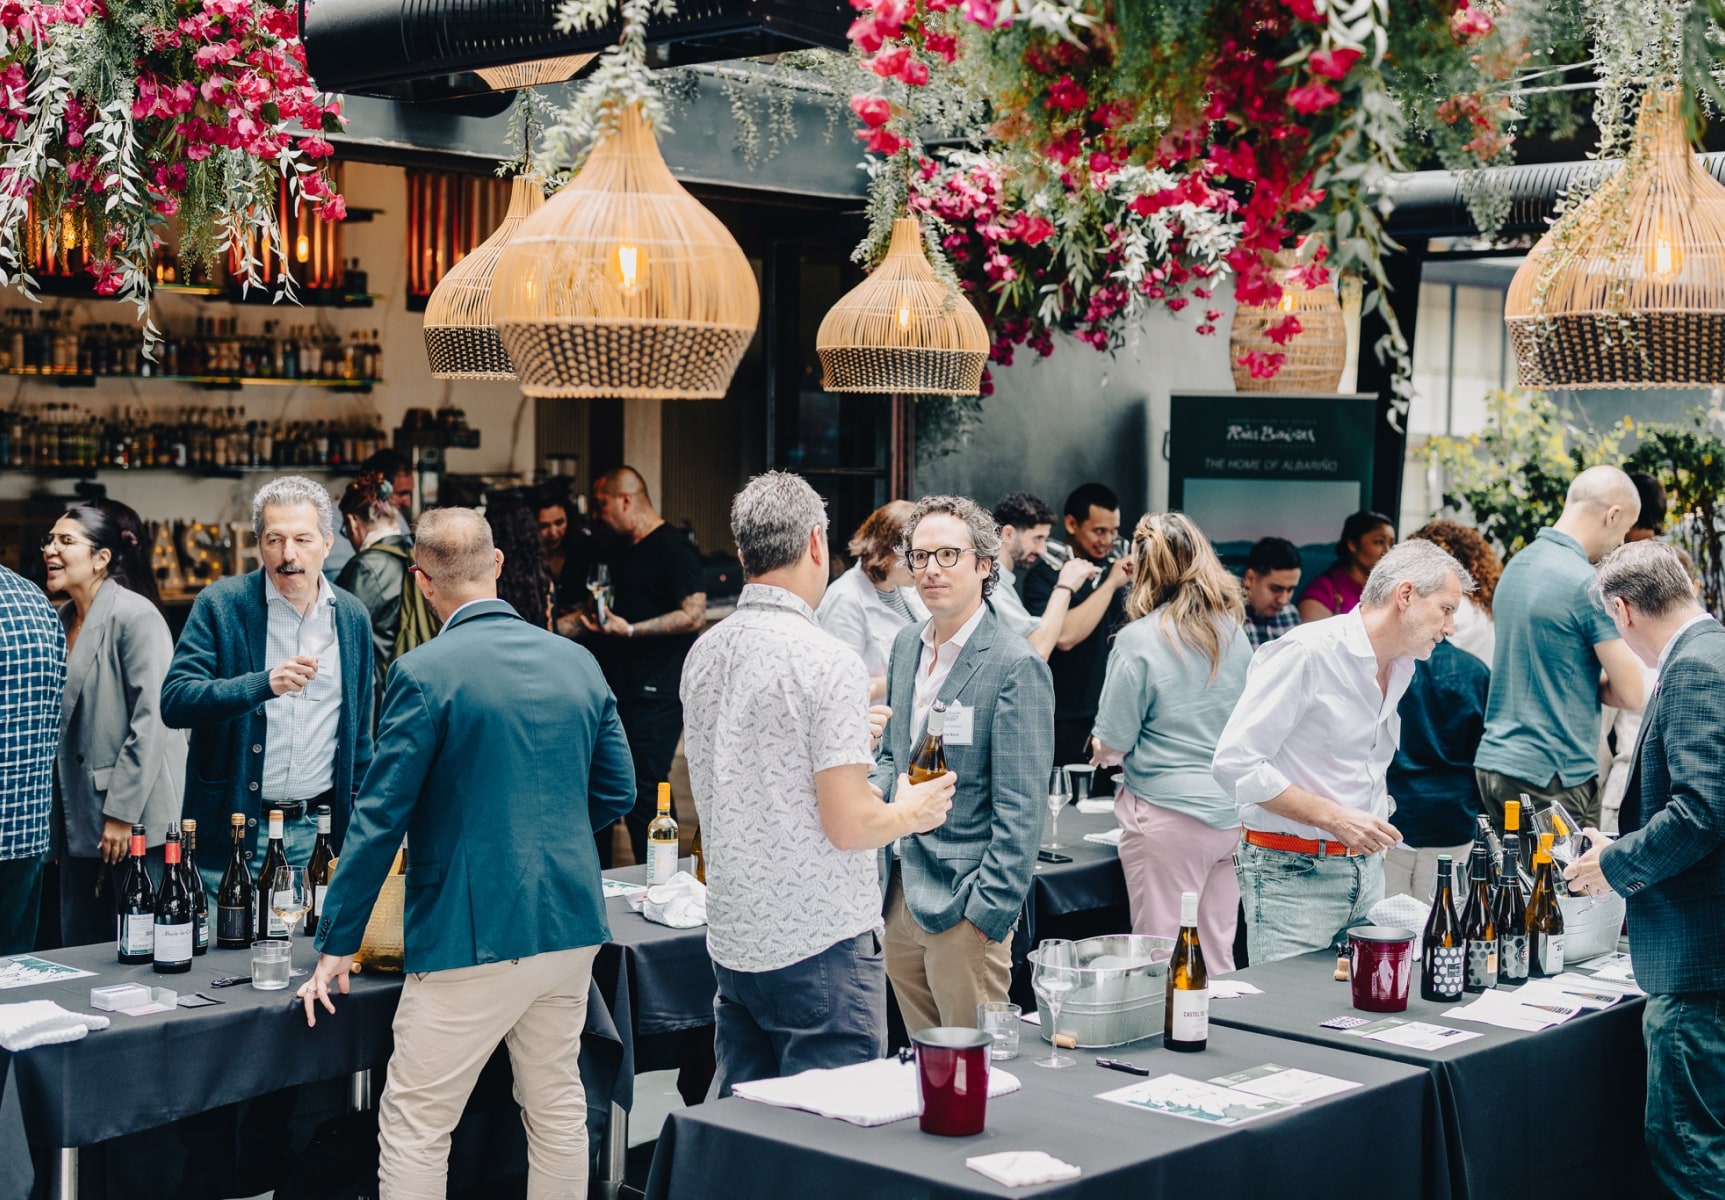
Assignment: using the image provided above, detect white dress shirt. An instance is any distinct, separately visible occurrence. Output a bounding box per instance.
[816,562,930,680]
[261,571,342,801]
[911,600,987,745]
[1211,607,1414,840]
[1447,595,1495,666]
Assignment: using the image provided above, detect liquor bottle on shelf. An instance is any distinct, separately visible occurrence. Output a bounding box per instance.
[908,701,948,784]
[1495,806,1529,984]
[255,808,290,941]
[646,783,679,886]
[152,825,194,974]
[217,813,255,950]
[1528,833,1567,977]
[1420,854,1466,1002]
[305,805,334,936]
[1163,890,1210,1051]
[181,818,209,956]
[1460,843,1498,992]
[117,824,156,965]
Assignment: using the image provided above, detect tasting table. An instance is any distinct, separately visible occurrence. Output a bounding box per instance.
[1023,806,1131,947]
[1207,951,1653,1200]
[643,1022,1449,1200]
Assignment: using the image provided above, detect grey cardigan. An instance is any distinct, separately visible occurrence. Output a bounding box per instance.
[56,582,186,855]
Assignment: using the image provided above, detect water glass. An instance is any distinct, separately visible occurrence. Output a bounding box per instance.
[251,940,293,991]
[976,1002,1021,1060]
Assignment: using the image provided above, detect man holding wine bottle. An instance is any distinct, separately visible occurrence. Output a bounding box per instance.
[1564,540,1725,1197]
[874,495,1055,1034]
[302,507,635,1199]
[1213,540,1473,965]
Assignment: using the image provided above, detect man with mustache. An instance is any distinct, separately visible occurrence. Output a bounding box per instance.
[163,475,375,897]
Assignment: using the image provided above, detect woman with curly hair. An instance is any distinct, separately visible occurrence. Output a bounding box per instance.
[486,500,556,631]
[1408,520,1500,666]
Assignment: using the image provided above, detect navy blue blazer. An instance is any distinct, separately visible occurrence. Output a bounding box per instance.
[161,569,375,862]
[1600,618,1725,994]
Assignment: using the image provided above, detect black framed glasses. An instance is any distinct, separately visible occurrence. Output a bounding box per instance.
[906,547,979,571]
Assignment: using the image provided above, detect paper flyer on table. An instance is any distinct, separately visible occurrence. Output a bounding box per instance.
[1082,828,1124,847]
[602,878,647,899]
[1207,1063,1362,1104]
[1209,980,1264,999]
[0,955,96,990]
[1443,988,1570,1032]
[1351,1017,1483,1050]
[1096,1074,1297,1126]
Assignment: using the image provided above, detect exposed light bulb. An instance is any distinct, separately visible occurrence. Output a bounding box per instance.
[295,234,310,263]
[896,304,912,331]
[616,243,642,291]
[1278,290,1296,313]
[1648,216,1681,281]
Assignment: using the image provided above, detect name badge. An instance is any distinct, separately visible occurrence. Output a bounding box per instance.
[943,701,975,746]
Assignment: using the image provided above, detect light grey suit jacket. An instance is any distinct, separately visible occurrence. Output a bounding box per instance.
[56,583,186,855]
[872,602,1055,942]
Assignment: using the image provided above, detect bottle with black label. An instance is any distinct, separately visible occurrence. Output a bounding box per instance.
[255,808,290,940]
[1528,833,1566,977]
[1495,802,1529,984]
[1460,844,1498,991]
[304,805,334,936]
[1163,891,1209,1051]
[1420,855,1465,1001]
[116,824,155,964]
[152,825,194,973]
[180,818,208,955]
[216,813,254,950]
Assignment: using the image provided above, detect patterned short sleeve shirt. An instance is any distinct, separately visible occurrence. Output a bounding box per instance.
[0,565,67,859]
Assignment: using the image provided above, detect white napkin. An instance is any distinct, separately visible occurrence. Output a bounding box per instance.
[641,871,708,928]
[1366,894,1431,957]
[0,1001,109,1051]
[733,1056,1021,1126]
[1075,798,1114,815]
[1082,827,1124,847]
[966,1151,1082,1187]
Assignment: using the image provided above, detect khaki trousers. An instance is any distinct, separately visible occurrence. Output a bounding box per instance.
[377,943,600,1200]
[883,865,1013,1035]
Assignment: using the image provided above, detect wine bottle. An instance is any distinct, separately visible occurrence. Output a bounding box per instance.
[1460,844,1498,991]
[1471,814,1501,888]
[1420,854,1466,1002]
[1163,891,1209,1051]
[1495,823,1529,984]
[908,701,948,784]
[1506,796,1534,897]
[181,818,208,956]
[304,804,335,936]
[646,783,678,886]
[1528,833,1566,977]
[255,809,290,940]
[216,813,255,950]
[117,824,156,965]
[690,824,706,885]
[152,825,194,974]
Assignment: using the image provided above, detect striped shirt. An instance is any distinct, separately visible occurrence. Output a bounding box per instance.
[261,571,343,801]
[0,565,66,859]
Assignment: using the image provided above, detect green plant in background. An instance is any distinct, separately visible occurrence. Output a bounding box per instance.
[1419,388,1626,558]
[1625,412,1725,617]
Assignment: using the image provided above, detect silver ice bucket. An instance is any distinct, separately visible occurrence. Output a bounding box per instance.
[1028,934,1175,1048]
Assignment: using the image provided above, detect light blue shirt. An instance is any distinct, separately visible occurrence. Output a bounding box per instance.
[1092,610,1252,829]
[261,571,342,800]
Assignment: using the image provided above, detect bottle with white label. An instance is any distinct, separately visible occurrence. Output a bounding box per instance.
[153,825,194,973]
[304,805,334,936]
[1163,890,1209,1052]
[117,824,156,964]
[255,808,290,940]
[646,782,679,886]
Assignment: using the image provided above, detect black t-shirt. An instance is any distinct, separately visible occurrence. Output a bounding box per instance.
[1024,553,1126,721]
[587,523,704,700]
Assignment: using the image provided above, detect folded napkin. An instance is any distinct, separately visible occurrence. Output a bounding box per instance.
[641,872,708,928]
[966,1151,1082,1188]
[1367,893,1431,957]
[733,1056,1021,1126]
[0,1001,109,1052]
[1075,798,1114,815]
[1082,827,1124,847]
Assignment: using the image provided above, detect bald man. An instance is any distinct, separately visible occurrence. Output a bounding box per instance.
[1475,466,1647,831]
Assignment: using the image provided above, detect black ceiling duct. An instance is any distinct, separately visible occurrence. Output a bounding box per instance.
[299,0,853,100]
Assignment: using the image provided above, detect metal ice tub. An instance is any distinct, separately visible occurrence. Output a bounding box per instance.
[1028,934,1175,1048]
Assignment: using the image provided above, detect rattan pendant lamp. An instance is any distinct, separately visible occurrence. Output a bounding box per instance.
[477,54,596,91]
[1506,88,1725,388]
[1228,250,1347,393]
[490,102,760,399]
[422,175,546,379]
[815,216,989,395]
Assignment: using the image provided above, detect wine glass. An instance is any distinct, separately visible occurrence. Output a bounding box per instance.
[1033,939,1080,1069]
[1045,767,1071,850]
[1041,540,1072,568]
[587,562,613,625]
[269,866,311,977]
[296,610,336,701]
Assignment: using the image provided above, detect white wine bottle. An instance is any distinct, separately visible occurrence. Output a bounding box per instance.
[908,701,947,784]
[647,782,679,886]
[305,805,335,936]
[1163,890,1209,1052]
[255,809,289,941]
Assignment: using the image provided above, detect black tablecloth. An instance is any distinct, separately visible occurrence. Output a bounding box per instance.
[598,867,717,1076]
[644,1024,1446,1200]
[1208,952,1653,1200]
[1024,808,1129,946]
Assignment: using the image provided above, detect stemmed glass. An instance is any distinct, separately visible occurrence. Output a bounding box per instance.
[269,865,311,978]
[587,562,613,625]
[296,610,336,701]
[1033,939,1079,1069]
[1045,767,1071,850]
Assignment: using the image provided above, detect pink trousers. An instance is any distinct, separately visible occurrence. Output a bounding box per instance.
[1114,786,1239,974]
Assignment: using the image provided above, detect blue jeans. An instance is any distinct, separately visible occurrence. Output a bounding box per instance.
[1236,842,1383,966]
[710,931,886,1099]
[1644,991,1725,1199]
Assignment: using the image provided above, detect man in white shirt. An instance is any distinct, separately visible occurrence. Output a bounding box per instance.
[681,473,955,1095]
[991,492,1098,661]
[1213,539,1473,964]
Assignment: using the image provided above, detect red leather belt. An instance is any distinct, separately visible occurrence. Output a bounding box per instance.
[1243,828,1358,857]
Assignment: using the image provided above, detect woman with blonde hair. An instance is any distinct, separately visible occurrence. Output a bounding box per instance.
[1091,512,1252,970]
[817,500,928,700]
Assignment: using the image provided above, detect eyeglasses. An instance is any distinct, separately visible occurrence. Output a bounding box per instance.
[905,547,979,571]
[40,533,92,551]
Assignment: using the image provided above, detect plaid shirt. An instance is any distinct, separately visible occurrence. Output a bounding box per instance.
[1243,603,1301,649]
[0,565,65,860]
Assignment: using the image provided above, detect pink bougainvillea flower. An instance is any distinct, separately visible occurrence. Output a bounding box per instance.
[846,15,885,52]
[1450,1,1493,42]
[1280,0,1320,20]
[1003,213,1055,245]
[859,125,908,155]
[1046,74,1089,113]
[923,31,958,63]
[898,58,929,86]
[320,194,348,221]
[1264,314,1304,345]
[850,95,893,127]
[1239,349,1287,378]
[960,0,1001,29]
[1287,82,1341,114]
[867,46,910,79]
[1288,262,1331,290]
[1307,48,1362,79]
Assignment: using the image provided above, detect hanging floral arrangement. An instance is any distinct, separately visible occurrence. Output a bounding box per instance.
[0,0,345,340]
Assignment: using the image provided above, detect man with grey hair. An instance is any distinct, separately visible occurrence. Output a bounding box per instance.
[874,494,1055,1032]
[302,507,635,1198]
[164,475,374,896]
[1564,540,1725,1198]
[1476,464,1647,832]
[1214,539,1472,964]
[682,472,956,1093]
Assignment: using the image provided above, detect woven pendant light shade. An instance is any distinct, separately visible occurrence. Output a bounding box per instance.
[816,217,989,395]
[1506,89,1725,389]
[476,54,596,91]
[422,175,545,380]
[490,102,760,400]
[1229,256,1346,393]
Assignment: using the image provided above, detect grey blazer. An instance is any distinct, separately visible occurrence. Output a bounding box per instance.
[57,583,187,855]
[872,602,1055,942]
